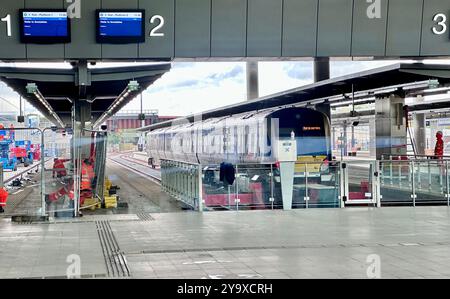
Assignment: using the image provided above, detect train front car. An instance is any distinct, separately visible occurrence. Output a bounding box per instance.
[268,107,333,208]
[268,107,331,170]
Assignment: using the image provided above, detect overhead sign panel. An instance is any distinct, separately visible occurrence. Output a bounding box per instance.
[96,10,145,43]
[0,0,449,60]
[19,10,70,43]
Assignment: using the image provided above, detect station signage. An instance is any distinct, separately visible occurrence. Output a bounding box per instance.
[0,0,449,60]
[1,8,165,44]
[19,10,71,44]
[96,10,146,44]
[438,118,450,126]
[432,13,448,36]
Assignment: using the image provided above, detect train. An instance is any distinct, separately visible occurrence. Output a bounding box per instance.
[146,107,332,168]
[145,107,336,208]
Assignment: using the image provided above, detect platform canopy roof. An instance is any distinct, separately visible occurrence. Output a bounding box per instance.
[0,63,171,126]
[138,63,450,132]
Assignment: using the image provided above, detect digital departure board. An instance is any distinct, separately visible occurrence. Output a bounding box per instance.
[19,10,71,44]
[96,10,145,44]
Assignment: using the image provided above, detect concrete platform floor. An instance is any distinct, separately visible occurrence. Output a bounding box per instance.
[1,206,450,279]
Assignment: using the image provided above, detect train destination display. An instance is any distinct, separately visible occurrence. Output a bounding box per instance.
[19,10,70,44]
[96,11,145,44]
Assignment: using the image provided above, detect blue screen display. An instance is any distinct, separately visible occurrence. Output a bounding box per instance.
[99,12,143,37]
[22,12,69,37]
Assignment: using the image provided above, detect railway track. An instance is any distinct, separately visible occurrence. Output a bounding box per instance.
[107,154,161,184]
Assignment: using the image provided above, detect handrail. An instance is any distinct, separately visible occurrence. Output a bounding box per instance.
[160,158,200,166]
[381,154,450,160]
[4,159,51,184]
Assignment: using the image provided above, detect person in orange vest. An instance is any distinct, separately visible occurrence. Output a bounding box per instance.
[80,159,95,205]
[52,158,70,178]
[0,187,8,213]
[434,131,444,159]
[81,159,95,190]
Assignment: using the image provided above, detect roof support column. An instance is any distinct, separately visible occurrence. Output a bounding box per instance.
[412,112,427,156]
[314,57,330,83]
[375,94,407,160]
[314,58,331,159]
[246,61,259,100]
[76,60,91,98]
[73,99,93,160]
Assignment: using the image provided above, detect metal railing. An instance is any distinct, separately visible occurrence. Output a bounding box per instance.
[381,154,450,160]
[379,158,450,206]
[160,159,202,211]
[159,158,450,211]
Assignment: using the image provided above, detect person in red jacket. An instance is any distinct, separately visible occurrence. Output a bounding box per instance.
[434,131,444,159]
[52,158,70,178]
[0,187,8,213]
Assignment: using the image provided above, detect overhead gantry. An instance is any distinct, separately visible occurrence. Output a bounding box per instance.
[0,62,171,128]
[0,62,170,217]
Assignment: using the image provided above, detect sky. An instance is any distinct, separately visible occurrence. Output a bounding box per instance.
[1,59,449,118]
[122,60,398,117]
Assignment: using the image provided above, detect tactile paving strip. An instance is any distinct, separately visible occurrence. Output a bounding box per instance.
[95,220,130,278]
[136,212,155,221]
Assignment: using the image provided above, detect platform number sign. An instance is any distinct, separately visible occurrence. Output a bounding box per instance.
[432,13,448,36]
[149,15,165,37]
[1,14,11,37]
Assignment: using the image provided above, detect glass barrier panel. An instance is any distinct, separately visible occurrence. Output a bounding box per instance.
[292,162,307,209]
[1,128,43,217]
[415,160,447,205]
[43,129,75,218]
[234,165,274,210]
[380,160,413,206]
[306,162,340,209]
[202,165,238,211]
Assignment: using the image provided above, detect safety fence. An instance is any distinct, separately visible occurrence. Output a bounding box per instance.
[160,159,202,211]
[0,126,109,218]
[160,158,450,212]
[0,127,43,217]
[379,156,450,206]
[200,162,343,211]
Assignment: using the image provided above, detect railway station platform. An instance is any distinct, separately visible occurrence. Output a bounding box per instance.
[1,206,450,279]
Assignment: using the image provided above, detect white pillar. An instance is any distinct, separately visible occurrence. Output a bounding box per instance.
[279,162,295,210]
[375,94,407,159]
[412,113,426,156]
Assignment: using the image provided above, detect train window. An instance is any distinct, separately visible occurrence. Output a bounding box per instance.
[191,130,195,152]
[257,123,260,156]
[234,126,238,155]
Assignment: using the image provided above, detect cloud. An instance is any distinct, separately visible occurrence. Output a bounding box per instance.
[146,63,245,94]
[330,60,398,78]
[207,65,244,81]
[284,62,313,80]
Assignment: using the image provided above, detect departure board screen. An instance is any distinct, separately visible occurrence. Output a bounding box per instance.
[20,10,71,43]
[96,10,145,44]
